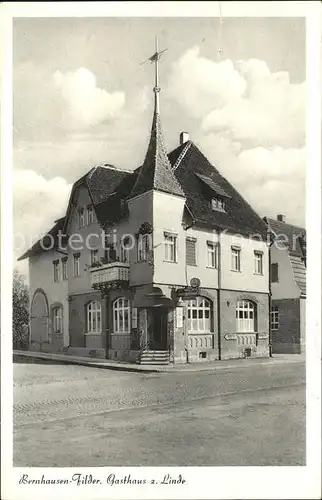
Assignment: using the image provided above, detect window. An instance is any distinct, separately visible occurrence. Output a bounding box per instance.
[78,207,85,228]
[187,297,212,333]
[62,257,68,280]
[211,197,225,212]
[207,241,218,268]
[87,301,101,334]
[52,306,63,333]
[53,260,60,282]
[186,237,197,266]
[164,232,177,263]
[120,237,130,263]
[231,247,241,272]
[90,249,99,266]
[254,251,263,275]
[104,243,117,263]
[73,253,81,277]
[137,234,150,262]
[87,205,95,225]
[236,300,256,333]
[113,297,130,333]
[271,306,279,331]
[271,263,279,282]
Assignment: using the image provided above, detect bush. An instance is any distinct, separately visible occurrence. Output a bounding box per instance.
[12,269,29,350]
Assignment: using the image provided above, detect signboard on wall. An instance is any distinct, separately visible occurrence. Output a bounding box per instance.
[132,307,138,328]
[176,307,183,328]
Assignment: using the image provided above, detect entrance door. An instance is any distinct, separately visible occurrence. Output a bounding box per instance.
[150,308,168,350]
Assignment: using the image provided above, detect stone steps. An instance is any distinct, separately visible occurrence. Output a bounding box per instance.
[139,350,170,365]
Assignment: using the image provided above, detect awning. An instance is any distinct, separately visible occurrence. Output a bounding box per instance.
[132,284,174,308]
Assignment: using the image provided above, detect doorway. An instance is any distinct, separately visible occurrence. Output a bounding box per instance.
[148,307,168,350]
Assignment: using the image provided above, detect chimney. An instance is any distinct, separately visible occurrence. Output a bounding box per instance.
[180,131,189,145]
[277,214,285,223]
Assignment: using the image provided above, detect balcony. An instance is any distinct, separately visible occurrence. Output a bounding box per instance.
[90,261,129,291]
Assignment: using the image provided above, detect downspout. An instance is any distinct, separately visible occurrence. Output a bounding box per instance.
[182,214,196,364]
[267,229,274,358]
[104,290,110,359]
[217,231,222,360]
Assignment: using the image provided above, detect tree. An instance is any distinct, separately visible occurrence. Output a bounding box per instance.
[12,269,29,349]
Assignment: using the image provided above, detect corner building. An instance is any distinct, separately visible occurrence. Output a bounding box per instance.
[19,55,270,365]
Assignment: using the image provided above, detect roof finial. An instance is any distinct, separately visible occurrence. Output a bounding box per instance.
[141,36,168,114]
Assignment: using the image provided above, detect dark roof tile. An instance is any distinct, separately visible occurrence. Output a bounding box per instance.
[169,142,268,237]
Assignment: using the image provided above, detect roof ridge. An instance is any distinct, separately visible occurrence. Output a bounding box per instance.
[266,217,306,233]
[173,140,192,171]
[98,164,134,174]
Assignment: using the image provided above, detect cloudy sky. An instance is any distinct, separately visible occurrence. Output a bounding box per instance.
[13,16,306,274]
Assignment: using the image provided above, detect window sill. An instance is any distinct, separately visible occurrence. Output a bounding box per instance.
[206,266,218,270]
[231,269,241,273]
[84,332,102,335]
[187,263,197,267]
[163,260,178,264]
[253,273,264,276]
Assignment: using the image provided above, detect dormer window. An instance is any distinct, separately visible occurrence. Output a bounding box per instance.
[211,197,225,212]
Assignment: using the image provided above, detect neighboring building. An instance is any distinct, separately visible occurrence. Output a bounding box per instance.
[264,215,306,354]
[18,52,270,365]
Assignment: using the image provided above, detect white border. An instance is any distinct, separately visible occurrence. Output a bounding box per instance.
[1,2,321,500]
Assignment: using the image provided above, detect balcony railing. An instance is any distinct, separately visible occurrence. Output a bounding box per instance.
[90,261,129,290]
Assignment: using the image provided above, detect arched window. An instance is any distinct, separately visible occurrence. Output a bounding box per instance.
[87,301,101,334]
[52,306,63,333]
[186,297,212,333]
[236,300,257,333]
[113,297,130,333]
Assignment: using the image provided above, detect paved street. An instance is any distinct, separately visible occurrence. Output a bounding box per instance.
[13,359,305,467]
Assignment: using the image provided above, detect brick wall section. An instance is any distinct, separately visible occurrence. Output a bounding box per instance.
[220,290,269,360]
[271,298,301,354]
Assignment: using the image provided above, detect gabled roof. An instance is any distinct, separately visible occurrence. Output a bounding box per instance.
[129,110,185,199]
[168,141,268,237]
[264,217,306,258]
[63,164,133,232]
[18,217,66,261]
[18,165,135,261]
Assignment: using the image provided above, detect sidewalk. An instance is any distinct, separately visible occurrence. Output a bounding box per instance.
[13,350,306,373]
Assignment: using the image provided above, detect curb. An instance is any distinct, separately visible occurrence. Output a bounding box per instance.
[13,352,161,373]
[13,351,305,374]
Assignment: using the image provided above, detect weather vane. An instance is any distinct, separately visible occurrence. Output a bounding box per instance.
[141,37,167,112]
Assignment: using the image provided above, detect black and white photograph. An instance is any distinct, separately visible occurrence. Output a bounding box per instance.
[1,2,321,500]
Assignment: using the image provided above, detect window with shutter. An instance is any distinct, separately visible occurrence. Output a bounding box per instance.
[186,238,197,266]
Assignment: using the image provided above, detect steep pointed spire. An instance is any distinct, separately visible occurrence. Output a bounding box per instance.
[129,38,185,200]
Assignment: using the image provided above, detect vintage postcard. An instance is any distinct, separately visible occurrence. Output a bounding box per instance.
[1,1,321,499]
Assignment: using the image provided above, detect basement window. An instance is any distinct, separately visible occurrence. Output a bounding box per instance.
[199,351,207,359]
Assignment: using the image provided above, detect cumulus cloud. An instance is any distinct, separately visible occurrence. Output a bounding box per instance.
[53,67,125,130]
[167,47,305,226]
[14,170,72,262]
[197,132,305,226]
[167,46,247,119]
[168,48,305,149]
